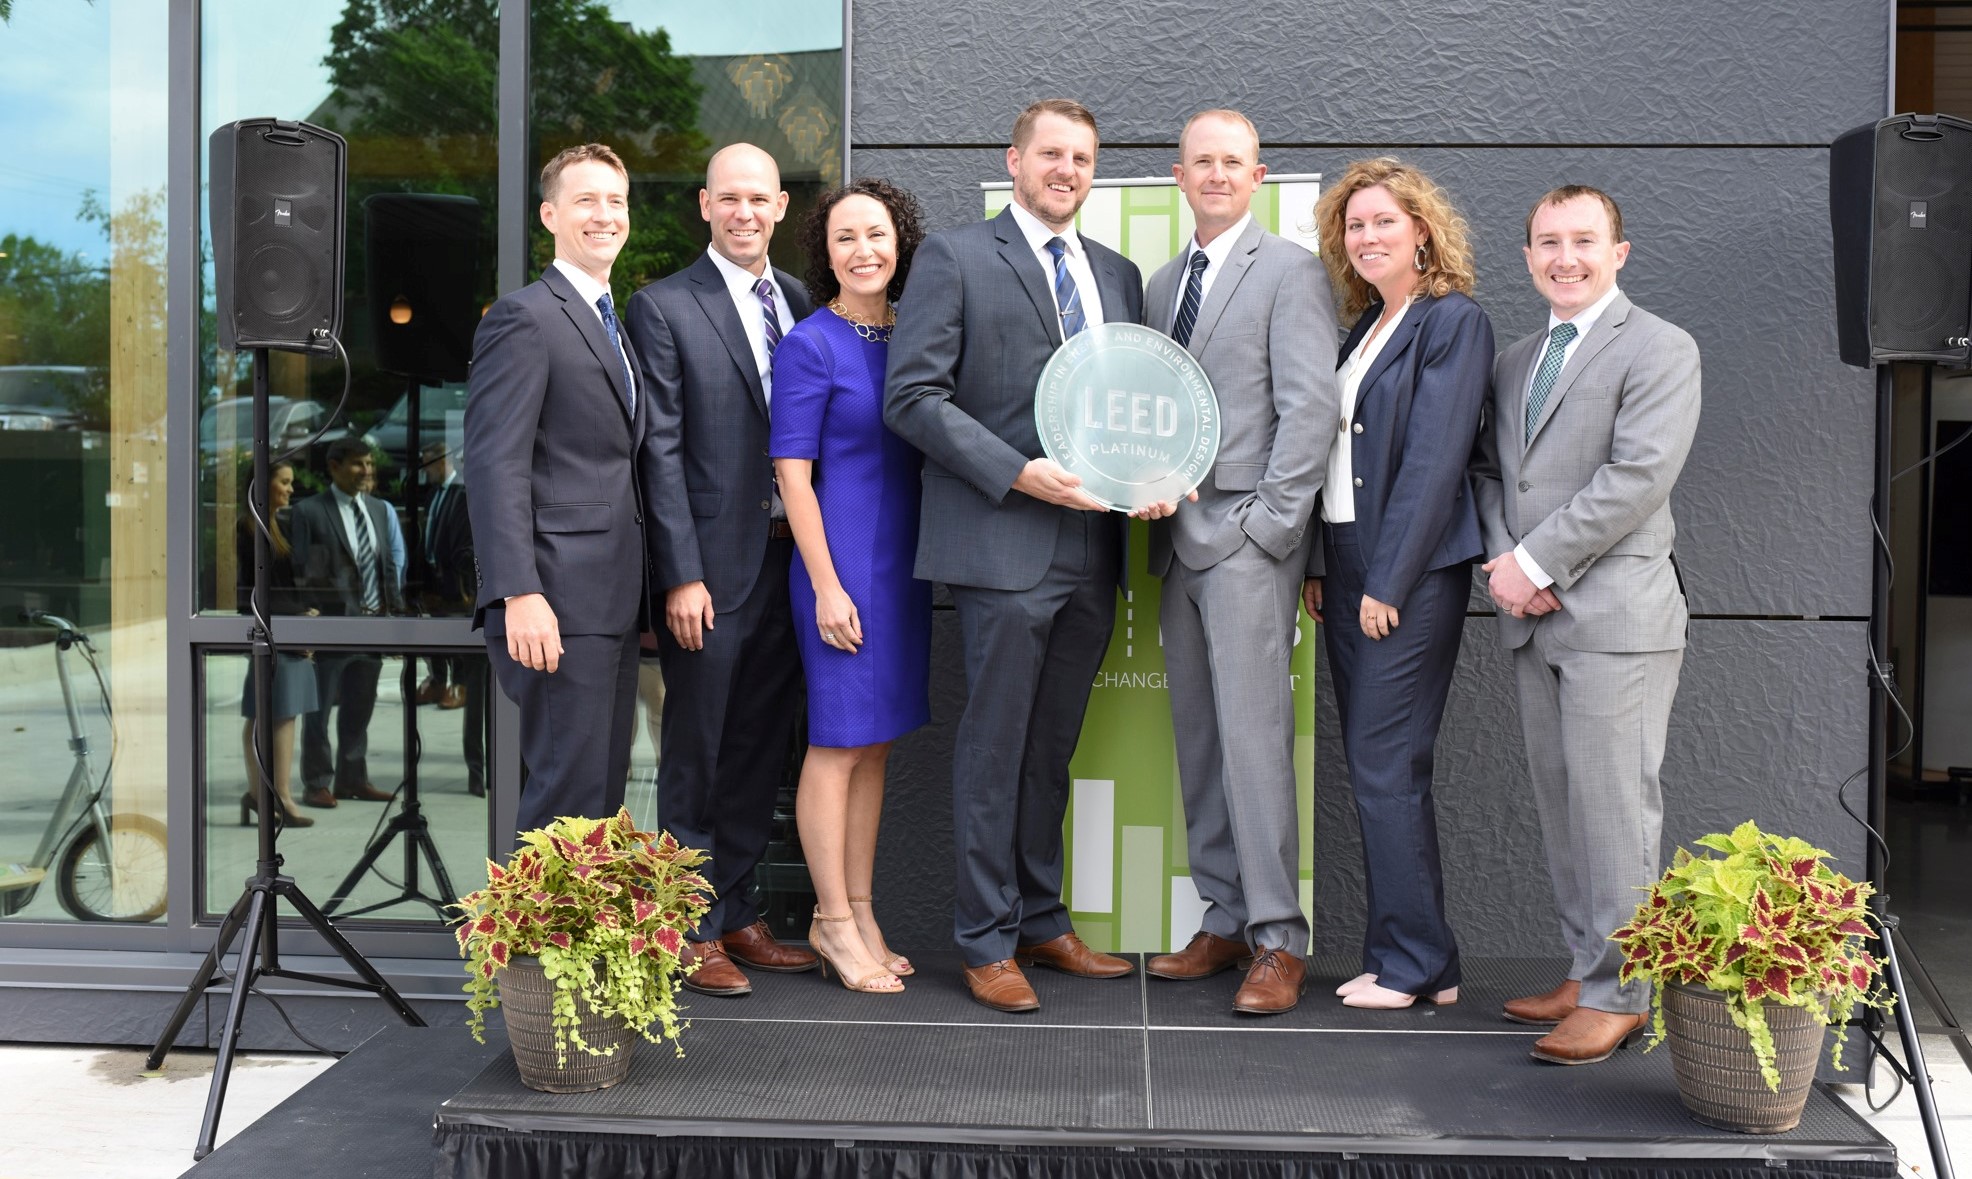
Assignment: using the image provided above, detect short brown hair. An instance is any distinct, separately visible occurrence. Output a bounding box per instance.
[539,143,628,203]
[1525,184,1624,244]
[1178,109,1260,159]
[799,178,927,306]
[1012,99,1098,150]
[1314,157,1478,318]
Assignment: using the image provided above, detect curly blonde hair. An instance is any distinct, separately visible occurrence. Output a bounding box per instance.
[1314,157,1477,318]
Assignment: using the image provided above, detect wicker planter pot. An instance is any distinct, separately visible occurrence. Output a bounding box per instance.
[1662,981,1827,1133]
[497,956,637,1093]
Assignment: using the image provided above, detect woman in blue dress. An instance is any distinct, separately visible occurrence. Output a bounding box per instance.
[771,178,930,994]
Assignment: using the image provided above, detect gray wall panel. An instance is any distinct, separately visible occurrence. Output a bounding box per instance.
[855,145,1874,618]
[850,0,1885,147]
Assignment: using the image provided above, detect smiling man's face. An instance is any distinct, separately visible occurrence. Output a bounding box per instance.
[1525,193,1630,320]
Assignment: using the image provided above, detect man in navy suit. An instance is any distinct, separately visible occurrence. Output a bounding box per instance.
[464,143,650,835]
[626,143,819,996]
[885,99,1163,1013]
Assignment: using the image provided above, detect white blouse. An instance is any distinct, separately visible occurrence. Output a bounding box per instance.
[1322,298,1412,525]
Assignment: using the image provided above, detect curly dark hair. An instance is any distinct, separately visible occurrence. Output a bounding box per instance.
[799,178,926,306]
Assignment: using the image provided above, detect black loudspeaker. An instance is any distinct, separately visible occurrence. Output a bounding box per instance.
[364,194,482,384]
[209,118,346,354]
[1831,113,1972,368]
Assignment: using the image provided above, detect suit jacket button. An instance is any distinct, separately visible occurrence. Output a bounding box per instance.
[1518,480,1532,492]
[1352,423,1364,434]
[760,499,771,511]
[1352,477,1363,488]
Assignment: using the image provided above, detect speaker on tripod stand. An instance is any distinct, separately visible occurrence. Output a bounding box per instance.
[149,119,424,1162]
[1826,112,1969,1179]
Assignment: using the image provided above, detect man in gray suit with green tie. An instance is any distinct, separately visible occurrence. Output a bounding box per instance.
[1140,110,1337,1015]
[1472,185,1701,1065]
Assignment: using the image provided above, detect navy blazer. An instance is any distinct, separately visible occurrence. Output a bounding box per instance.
[626,251,813,613]
[1310,291,1494,609]
[463,265,650,637]
[883,207,1143,593]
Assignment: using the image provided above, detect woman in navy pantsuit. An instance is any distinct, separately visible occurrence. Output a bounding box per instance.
[1304,158,1495,1010]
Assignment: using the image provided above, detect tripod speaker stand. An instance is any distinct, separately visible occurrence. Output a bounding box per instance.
[147,348,426,1160]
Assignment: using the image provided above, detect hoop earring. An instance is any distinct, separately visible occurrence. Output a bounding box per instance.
[1413,243,1429,272]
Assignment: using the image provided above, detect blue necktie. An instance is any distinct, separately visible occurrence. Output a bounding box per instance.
[1045,237,1087,340]
[754,278,783,358]
[595,293,636,418]
[1524,321,1578,445]
[1171,249,1210,347]
[351,497,381,613]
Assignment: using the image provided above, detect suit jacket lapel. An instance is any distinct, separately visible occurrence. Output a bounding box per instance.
[994,208,1065,348]
[1090,245,1134,327]
[1352,298,1426,410]
[1526,293,1629,450]
[1185,220,1264,350]
[687,252,769,420]
[1148,258,1180,335]
[542,266,635,429]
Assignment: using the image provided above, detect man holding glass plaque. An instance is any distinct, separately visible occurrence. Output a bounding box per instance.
[1140,110,1337,1015]
[884,98,1165,1014]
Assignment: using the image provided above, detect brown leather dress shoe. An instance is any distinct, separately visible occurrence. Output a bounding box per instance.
[1015,932,1134,978]
[1530,1007,1648,1065]
[964,960,1040,1013]
[1503,977,1581,1026]
[680,939,752,996]
[414,678,440,706]
[1146,931,1251,981]
[438,685,466,710]
[1232,948,1307,1015]
[299,786,337,809]
[333,781,394,802]
[724,919,819,972]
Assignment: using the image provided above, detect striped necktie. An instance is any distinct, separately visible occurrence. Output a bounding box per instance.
[595,293,635,417]
[1045,237,1087,339]
[1524,321,1578,445]
[351,497,381,613]
[754,278,783,358]
[1171,249,1210,347]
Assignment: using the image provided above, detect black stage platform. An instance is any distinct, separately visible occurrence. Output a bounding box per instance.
[190,955,1899,1179]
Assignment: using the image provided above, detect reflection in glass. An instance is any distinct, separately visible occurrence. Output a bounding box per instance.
[0,1,171,922]
[203,649,489,923]
[199,0,497,615]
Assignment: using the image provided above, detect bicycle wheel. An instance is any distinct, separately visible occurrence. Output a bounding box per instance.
[56,815,168,922]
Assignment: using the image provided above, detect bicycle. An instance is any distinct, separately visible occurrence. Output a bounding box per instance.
[0,610,167,921]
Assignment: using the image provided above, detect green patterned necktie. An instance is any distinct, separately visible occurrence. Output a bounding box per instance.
[1524,320,1578,445]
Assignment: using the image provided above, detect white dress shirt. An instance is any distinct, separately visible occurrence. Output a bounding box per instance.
[1006,200,1107,329]
[1169,212,1252,333]
[1513,284,1624,588]
[1322,298,1412,525]
[704,245,793,403]
[551,258,636,401]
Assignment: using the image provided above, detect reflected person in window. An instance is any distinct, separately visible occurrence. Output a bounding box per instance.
[236,458,317,828]
[771,179,931,995]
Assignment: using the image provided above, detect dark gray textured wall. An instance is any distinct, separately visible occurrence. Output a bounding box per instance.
[854,0,1888,957]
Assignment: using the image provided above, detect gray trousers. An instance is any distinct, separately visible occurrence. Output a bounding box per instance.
[1160,536,1310,954]
[947,511,1119,966]
[1513,623,1682,1014]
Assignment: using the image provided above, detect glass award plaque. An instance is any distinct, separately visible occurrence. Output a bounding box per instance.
[1034,323,1221,512]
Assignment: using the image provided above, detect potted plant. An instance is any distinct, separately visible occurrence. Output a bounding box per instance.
[1611,820,1893,1133]
[455,808,711,1093]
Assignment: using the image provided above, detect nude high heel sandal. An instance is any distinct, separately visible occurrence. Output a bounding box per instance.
[847,896,913,976]
[808,909,904,994]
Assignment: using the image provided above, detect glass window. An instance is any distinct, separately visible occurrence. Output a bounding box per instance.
[201,649,491,924]
[198,0,498,617]
[0,1,171,923]
[529,1,845,289]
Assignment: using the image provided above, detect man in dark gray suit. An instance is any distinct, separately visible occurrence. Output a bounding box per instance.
[886,99,1160,1013]
[1141,110,1337,1015]
[1473,186,1700,1065]
[627,143,819,996]
[291,435,402,809]
[464,143,650,835]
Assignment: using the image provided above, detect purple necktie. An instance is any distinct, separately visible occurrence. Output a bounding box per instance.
[755,278,782,358]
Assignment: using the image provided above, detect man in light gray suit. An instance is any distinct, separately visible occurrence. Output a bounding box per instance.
[886,98,1166,1014]
[1140,110,1337,1015]
[1472,185,1700,1065]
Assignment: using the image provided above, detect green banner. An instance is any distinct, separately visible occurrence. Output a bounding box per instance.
[984,176,1325,953]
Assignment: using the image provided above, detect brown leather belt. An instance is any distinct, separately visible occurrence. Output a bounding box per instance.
[768,519,794,540]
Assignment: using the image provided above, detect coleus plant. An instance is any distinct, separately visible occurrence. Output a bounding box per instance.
[455,808,711,1066]
[1611,820,1893,1090]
